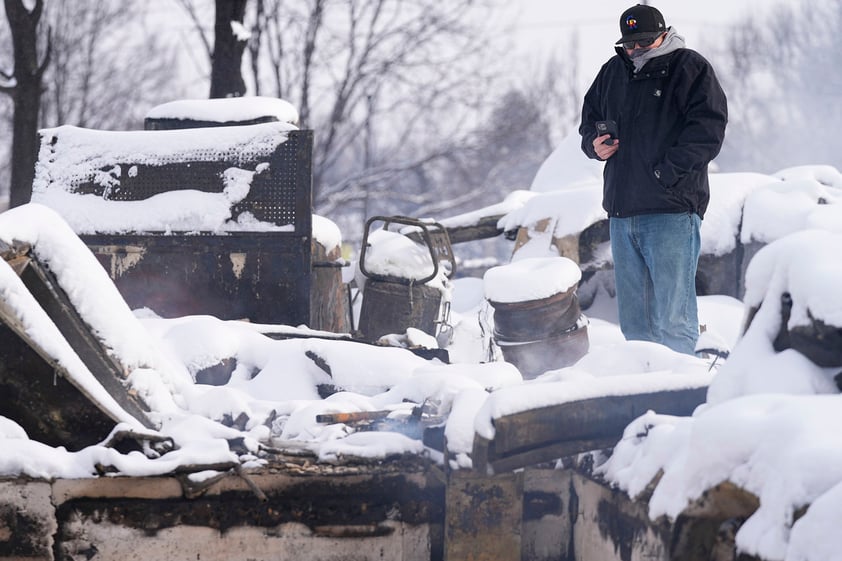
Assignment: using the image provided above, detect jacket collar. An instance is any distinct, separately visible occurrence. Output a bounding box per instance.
[616,46,678,80]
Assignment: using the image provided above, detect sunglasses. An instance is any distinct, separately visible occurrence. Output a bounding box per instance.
[622,35,659,50]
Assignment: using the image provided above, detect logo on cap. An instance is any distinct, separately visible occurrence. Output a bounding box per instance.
[625,16,638,30]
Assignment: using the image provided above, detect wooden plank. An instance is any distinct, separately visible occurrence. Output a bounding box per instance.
[488,437,617,474]
[443,215,505,245]
[492,388,707,457]
[473,387,708,473]
[4,245,155,429]
[0,324,122,449]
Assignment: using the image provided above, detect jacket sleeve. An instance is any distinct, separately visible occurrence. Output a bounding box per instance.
[653,56,728,188]
[579,69,606,161]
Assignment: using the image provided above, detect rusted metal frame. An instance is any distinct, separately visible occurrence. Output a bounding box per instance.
[359,215,451,285]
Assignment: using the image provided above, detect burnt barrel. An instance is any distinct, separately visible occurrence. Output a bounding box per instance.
[484,257,589,379]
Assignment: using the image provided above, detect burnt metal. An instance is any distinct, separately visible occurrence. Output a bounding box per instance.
[11,246,153,425]
[82,233,310,324]
[489,287,581,342]
[145,116,283,131]
[444,470,523,561]
[357,280,443,341]
[357,216,456,340]
[0,242,154,444]
[39,129,317,328]
[488,282,589,378]
[44,130,313,231]
[495,322,590,379]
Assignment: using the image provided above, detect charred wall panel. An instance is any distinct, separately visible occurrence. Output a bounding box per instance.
[53,470,444,561]
[82,233,311,324]
[0,325,118,450]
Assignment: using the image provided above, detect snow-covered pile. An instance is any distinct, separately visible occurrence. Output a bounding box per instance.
[599,229,842,561]
[490,134,842,265]
[0,201,729,480]
[3,124,842,560]
[31,122,298,234]
[741,166,842,246]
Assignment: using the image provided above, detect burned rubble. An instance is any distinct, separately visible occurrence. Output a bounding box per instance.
[1,97,842,561]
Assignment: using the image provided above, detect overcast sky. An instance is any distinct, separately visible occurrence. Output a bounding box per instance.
[512,0,805,85]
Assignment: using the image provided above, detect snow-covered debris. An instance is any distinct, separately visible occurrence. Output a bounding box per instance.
[597,228,842,561]
[145,96,300,127]
[356,228,451,292]
[773,164,842,188]
[528,131,604,194]
[438,190,536,231]
[741,176,842,245]
[0,204,190,406]
[30,122,299,234]
[498,185,605,241]
[701,172,780,256]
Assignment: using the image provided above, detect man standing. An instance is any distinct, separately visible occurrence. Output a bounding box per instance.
[579,4,727,355]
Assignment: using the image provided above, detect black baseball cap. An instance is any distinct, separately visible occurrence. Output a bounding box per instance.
[615,4,666,45]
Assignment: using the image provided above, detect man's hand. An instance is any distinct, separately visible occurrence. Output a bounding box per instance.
[593,134,619,160]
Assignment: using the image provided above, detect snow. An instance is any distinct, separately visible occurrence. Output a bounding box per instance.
[2,117,842,560]
[28,120,341,250]
[742,177,842,245]
[483,256,581,303]
[145,97,299,126]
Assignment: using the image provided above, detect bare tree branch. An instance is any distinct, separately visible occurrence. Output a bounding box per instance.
[174,0,214,59]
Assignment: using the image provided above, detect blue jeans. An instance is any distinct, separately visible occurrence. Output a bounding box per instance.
[610,212,701,355]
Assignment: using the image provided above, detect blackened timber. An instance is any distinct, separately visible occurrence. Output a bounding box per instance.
[473,387,708,474]
[441,215,505,244]
[14,247,154,427]
[0,324,120,449]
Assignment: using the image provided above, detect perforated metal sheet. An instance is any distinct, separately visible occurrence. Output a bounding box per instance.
[35,127,312,232]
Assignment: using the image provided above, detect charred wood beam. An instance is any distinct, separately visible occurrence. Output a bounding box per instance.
[473,387,708,474]
[402,215,505,245]
[443,215,506,244]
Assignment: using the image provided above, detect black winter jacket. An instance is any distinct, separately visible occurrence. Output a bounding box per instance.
[579,47,728,219]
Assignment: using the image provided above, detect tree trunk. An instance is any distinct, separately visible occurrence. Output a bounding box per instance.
[4,0,48,208]
[210,0,248,98]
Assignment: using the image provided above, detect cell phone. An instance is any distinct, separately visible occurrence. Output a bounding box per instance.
[595,120,618,145]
